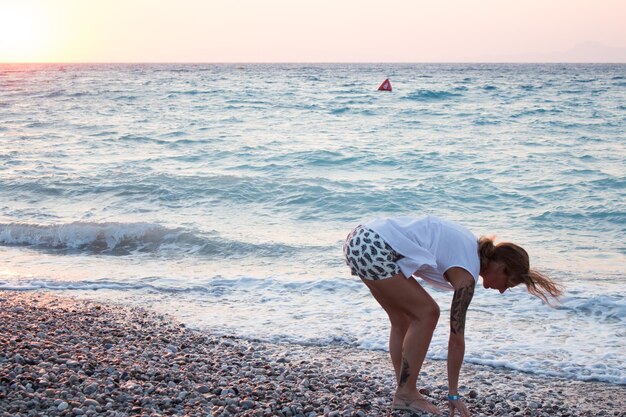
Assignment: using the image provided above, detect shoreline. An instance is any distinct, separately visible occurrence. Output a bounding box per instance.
[1,291,623,417]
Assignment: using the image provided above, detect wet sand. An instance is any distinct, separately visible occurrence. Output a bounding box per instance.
[1,291,623,417]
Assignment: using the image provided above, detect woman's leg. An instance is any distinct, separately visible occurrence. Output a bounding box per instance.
[362,273,442,415]
[389,313,411,383]
[365,282,411,383]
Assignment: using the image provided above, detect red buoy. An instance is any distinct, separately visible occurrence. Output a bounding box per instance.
[378,78,392,91]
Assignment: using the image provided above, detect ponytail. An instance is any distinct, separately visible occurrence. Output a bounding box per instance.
[478,236,563,306]
[521,269,563,306]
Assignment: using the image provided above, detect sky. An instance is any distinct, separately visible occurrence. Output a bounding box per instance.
[0,0,625,63]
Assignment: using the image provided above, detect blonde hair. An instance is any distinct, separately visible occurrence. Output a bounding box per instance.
[478,236,563,305]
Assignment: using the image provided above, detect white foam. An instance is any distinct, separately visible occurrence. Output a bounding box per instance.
[0,222,171,251]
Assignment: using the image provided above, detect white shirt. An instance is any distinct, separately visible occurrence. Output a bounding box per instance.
[364,215,480,290]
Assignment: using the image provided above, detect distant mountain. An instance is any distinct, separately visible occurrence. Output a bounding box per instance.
[474,41,626,63]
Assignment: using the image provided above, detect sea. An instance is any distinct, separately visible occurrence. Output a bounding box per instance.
[0,63,624,385]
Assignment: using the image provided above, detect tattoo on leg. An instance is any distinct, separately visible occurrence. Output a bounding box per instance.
[399,356,410,386]
[450,283,475,335]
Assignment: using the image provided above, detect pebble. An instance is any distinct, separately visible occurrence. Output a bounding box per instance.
[83,383,98,395]
[197,385,211,393]
[83,398,99,407]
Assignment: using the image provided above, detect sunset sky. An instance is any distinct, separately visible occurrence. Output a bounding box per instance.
[1,0,625,63]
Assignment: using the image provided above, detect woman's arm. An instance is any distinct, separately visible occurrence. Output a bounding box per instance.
[445,267,475,416]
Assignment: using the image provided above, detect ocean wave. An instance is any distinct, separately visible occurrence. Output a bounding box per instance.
[557,294,626,323]
[0,276,362,296]
[265,150,360,166]
[463,357,625,385]
[25,121,54,128]
[531,209,626,225]
[511,107,563,118]
[0,222,309,257]
[330,107,350,115]
[113,95,138,101]
[402,89,462,101]
[589,177,626,189]
[1,180,66,197]
[117,134,173,145]
[68,174,419,218]
[159,130,187,138]
[171,90,215,95]
[254,333,360,349]
[41,89,66,98]
[88,130,118,137]
[473,118,501,126]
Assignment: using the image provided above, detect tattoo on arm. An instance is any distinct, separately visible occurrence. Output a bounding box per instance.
[399,356,410,387]
[450,283,475,335]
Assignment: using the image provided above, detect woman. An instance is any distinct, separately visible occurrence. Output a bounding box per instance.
[343,215,562,417]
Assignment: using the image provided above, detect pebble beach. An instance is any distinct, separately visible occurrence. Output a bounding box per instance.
[1,291,624,417]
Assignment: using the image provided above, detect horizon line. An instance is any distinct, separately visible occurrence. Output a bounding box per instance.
[2,61,625,65]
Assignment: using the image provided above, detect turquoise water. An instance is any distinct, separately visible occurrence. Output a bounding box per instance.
[0,63,624,384]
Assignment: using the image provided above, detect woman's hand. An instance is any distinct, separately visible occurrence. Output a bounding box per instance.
[448,397,471,417]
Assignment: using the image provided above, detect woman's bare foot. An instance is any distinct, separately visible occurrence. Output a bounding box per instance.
[392,392,442,415]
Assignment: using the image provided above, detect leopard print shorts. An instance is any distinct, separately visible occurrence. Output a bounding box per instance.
[343,225,404,281]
